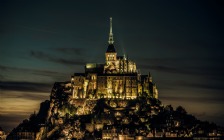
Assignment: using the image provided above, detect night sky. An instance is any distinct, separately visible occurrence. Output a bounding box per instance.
[0,0,224,133]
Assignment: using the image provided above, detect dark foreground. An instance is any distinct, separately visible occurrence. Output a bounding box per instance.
[148,137,223,140]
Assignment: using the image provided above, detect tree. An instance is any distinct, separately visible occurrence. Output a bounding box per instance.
[176,106,187,114]
[165,105,174,112]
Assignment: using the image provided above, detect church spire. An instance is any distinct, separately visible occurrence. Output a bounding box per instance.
[108,17,114,44]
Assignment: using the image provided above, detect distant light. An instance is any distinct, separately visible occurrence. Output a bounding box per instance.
[86,63,96,69]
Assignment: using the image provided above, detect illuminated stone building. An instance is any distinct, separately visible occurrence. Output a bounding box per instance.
[71,17,158,100]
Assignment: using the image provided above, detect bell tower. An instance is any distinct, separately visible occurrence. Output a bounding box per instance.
[105,17,117,65]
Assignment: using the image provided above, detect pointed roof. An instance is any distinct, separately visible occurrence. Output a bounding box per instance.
[108,17,114,44]
[106,17,116,53]
[106,44,116,52]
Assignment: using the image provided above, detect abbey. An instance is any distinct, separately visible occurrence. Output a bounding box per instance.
[71,17,158,99]
[7,18,224,140]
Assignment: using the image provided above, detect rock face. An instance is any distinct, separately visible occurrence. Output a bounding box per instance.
[6,82,224,139]
[37,82,163,140]
[41,82,161,139]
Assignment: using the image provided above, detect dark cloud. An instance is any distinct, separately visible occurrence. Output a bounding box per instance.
[152,36,224,50]
[160,96,224,104]
[30,51,86,66]
[0,65,7,71]
[0,65,64,76]
[0,81,52,93]
[140,64,183,74]
[1,91,49,101]
[176,81,224,91]
[18,25,58,34]
[0,64,67,81]
[54,47,85,56]
[138,57,224,65]
[0,74,5,80]
[157,85,176,91]
[139,63,224,78]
